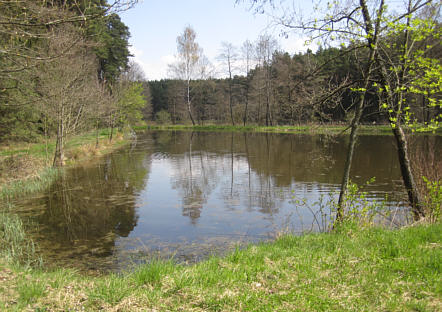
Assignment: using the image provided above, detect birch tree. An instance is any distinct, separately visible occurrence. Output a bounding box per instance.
[169,26,202,125]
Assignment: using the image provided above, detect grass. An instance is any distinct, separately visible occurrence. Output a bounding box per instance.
[0,211,42,268]
[136,123,396,135]
[0,128,127,192]
[136,123,442,136]
[0,223,440,311]
[0,167,60,201]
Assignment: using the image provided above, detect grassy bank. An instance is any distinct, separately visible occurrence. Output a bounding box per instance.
[136,124,395,135]
[0,223,440,311]
[136,123,442,136]
[0,129,128,195]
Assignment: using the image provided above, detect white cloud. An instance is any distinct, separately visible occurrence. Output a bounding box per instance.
[129,46,177,81]
[280,36,317,54]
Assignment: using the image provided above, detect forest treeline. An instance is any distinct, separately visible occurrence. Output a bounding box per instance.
[147,33,440,127]
[0,0,144,165]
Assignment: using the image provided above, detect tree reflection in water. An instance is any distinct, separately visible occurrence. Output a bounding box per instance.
[15,131,440,272]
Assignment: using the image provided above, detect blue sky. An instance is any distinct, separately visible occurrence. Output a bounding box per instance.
[120,0,314,80]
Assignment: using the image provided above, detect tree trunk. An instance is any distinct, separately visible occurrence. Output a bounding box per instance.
[109,115,114,143]
[53,119,64,167]
[95,120,99,149]
[187,80,195,125]
[243,80,249,126]
[392,125,425,220]
[336,0,384,223]
[229,79,235,126]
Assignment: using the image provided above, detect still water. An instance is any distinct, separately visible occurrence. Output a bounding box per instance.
[14,131,439,272]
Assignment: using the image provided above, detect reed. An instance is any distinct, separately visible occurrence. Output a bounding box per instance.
[0,211,42,267]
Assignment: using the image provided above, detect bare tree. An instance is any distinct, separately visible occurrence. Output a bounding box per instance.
[241,40,255,125]
[256,34,278,126]
[123,60,146,82]
[35,25,101,166]
[218,42,238,125]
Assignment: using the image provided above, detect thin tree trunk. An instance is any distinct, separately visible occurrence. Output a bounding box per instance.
[243,82,249,126]
[53,118,64,167]
[392,125,425,220]
[336,0,384,223]
[229,79,235,126]
[187,80,195,125]
[109,116,114,143]
[95,120,99,149]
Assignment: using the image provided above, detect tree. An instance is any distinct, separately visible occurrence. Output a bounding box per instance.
[238,0,439,221]
[218,42,238,125]
[240,40,255,125]
[0,0,137,142]
[92,13,132,83]
[34,25,102,166]
[373,1,441,219]
[255,34,278,126]
[107,65,146,141]
[169,26,203,125]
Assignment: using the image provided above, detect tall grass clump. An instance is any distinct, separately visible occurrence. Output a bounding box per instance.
[0,167,60,201]
[0,210,42,267]
[0,167,56,266]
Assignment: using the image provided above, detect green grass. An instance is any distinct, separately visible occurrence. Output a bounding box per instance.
[0,223,440,311]
[0,128,119,158]
[137,123,396,135]
[0,211,42,268]
[0,167,60,201]
[135,123,442,136]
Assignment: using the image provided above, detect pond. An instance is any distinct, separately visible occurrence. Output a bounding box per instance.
[14,131,441,272]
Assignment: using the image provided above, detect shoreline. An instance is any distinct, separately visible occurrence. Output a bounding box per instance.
[0,129,129,197]
[135,123,442,136]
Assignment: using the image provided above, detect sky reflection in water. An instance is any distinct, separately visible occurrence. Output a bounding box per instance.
[15,131,438,272]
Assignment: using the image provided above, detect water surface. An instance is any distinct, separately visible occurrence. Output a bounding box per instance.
[14,131,439,272]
